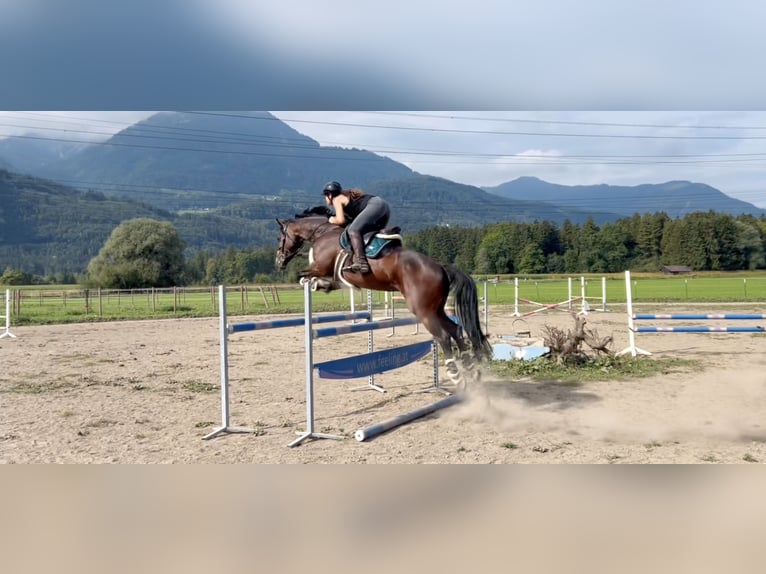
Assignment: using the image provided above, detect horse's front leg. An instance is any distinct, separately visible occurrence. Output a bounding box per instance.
[299,270,340,293]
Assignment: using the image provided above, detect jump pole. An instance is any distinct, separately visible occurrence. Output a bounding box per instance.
[616,270,765,356]
[205,284,373,440]
[1,289,16,339]
[292,277,450,446]
[354,393,463,442]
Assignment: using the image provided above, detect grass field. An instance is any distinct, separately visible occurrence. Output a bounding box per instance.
[4,271,766,326]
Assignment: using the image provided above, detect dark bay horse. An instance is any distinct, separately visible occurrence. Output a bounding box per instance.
[275,210,492,387]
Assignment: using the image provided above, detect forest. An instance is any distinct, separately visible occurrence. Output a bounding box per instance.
[156,210,766,286]
[3,209,764,287]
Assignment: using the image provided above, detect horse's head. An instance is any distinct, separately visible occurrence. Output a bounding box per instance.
[275,218,303,271]
[275,210,336,271]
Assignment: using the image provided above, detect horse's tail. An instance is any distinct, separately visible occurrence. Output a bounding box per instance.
[444,266,492,360]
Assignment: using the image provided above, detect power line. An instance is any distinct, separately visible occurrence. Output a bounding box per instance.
[3,111,766,208]
[365,111,766,131]
[6,127,766,169]
[193,111,766,140]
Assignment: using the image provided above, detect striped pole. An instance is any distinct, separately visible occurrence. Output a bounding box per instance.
[637,326,765,333]
[231,311,371,332]
[618,270,766,357]
[634,313,766,321]
[314,316,419,338]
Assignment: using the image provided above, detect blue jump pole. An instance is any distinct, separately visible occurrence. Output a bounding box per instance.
[634,313,766,321]
[314,316,420,338]
[231,311,371,333]
[636,326,765,333]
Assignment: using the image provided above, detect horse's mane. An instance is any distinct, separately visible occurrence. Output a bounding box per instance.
[295,205,332,219]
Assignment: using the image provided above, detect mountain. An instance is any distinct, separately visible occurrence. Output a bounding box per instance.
[0,168,613,275]
[483,176,766,218]
[0,169,170,275]
[363,175,615,228]
[22,111,416,211]
[5,112,763,220]
[0,136,88,176]
[0,169,310,275]
[4,111,766,276]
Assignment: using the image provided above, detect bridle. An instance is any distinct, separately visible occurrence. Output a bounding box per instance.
[277,227,302,266]
[277,216,336,268]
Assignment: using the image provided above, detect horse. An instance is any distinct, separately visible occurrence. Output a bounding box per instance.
[275,209,492,388]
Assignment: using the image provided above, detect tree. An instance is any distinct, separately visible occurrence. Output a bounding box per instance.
[591,222,629,273]
[476,223,516,274]
[635,212,669,269]
[0,267,32,285]
[86,218,186,288]
[517,243,547,274]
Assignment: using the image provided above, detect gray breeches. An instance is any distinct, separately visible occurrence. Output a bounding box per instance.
[347,196,390,236]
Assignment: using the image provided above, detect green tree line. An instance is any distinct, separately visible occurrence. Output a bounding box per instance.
[406,211,766,275]
[3,210,766,288]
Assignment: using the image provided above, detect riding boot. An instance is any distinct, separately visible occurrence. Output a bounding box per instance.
[347,233,371,274]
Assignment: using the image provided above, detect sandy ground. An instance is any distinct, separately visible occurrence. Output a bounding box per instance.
[2,301,766,464]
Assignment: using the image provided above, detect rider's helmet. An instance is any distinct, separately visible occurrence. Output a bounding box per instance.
[323,181,343,198]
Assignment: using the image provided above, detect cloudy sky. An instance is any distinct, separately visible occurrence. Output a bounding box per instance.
[2,2,766,204]
[2,110,766,207]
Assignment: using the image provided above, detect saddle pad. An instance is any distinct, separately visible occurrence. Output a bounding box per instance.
[340,232,402,258]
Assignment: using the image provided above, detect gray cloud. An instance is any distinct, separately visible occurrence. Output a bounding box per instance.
[2,1,766,108]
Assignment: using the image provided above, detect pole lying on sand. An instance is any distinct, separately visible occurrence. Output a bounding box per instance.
[354,393,463,442]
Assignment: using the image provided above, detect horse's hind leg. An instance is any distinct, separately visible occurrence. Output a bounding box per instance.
[441,313,485,386]
[418,311,476,390]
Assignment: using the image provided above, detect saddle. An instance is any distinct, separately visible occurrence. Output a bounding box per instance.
[339,227,402,258]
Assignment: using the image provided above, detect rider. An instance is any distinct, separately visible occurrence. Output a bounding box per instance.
[323,181,391,274]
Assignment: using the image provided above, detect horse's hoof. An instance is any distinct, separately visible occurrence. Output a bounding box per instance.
[444,358,466,389]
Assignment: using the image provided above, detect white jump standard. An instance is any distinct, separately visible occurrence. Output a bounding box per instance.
[291,277,455,447]
[205,285,372,440]
[619,270,765,357]
[1,289,16,339]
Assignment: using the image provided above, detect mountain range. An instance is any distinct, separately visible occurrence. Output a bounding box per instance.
[483,176,765,220]
[1,111,765,275]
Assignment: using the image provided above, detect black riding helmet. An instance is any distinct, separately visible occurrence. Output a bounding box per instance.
[323,181,343,198]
